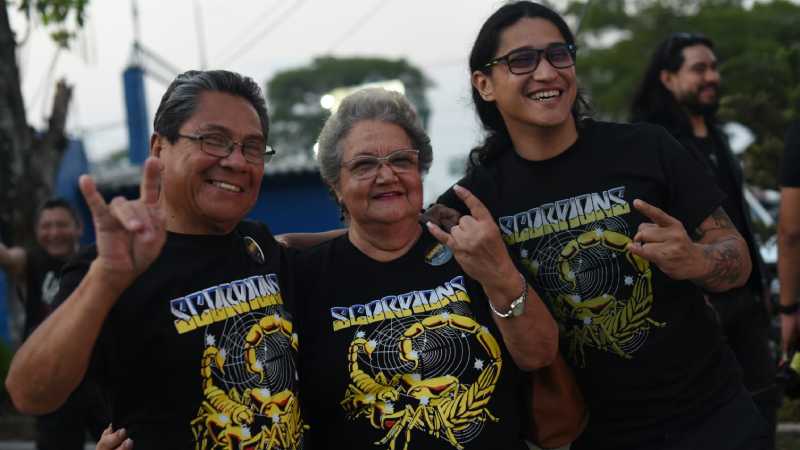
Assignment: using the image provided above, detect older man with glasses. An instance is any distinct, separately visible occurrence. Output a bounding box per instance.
[6,70,307,450]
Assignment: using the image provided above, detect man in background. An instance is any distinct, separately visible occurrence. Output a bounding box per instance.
[0,198,106,450]
[630,32,777,448]
[779,121,800,360]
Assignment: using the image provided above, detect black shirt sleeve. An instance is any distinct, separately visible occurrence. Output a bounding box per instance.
[782,121,800,187]
[656,127,726,232]
[435,165,498,216]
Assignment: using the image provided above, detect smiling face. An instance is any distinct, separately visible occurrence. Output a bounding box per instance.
[661,44,720,116]
[154,91,265,234]
[472,17,577,136]
[334,120,423,228]
[36,207,81,259]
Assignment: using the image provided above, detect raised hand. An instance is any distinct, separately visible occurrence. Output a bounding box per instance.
[627,199,704,281]
[96,425,133,450]
[426,185,515,288]
[79,156,167,288]
[420,203,461,233]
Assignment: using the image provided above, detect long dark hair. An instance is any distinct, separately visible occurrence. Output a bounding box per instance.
[629,33,714,130]
[468,1,589,171]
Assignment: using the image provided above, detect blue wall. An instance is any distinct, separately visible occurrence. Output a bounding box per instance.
[250,172,342,234]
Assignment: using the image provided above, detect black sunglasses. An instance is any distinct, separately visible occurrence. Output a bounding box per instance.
[484,43,577,75]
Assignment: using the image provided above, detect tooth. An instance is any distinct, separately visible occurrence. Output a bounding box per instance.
[215,181,241,192]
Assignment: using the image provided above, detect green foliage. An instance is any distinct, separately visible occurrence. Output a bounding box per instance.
[566,0,800,189]
[265,56,431,159]
[16,0,88,47]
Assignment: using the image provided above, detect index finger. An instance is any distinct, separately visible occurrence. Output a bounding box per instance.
[633,199,678,227]
[79,174,110,219]
[454,185,491,221]
[140,157,162,205]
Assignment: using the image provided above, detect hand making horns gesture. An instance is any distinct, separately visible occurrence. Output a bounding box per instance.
[627,198,704,281]
[79,156,167,287]
[426,185,517,287]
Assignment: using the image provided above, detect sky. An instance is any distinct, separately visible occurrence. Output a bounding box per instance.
[10,0,529,202]
[8,0,786,202]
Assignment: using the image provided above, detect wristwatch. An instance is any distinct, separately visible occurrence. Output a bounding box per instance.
[777,302,800,315]
[489,273,528,319]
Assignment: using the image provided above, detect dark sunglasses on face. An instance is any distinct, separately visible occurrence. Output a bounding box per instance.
[484,43,577,75]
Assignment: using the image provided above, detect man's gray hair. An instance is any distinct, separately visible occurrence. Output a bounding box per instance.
[153,70,269,143]
[317,88,433,187]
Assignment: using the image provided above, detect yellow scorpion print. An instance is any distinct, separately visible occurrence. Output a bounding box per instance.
[244,315,299,383]
[552,229,665,366]
[191,315,306,450]
[341,313,502,450]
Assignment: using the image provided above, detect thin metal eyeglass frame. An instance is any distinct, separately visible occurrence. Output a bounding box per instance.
[341,149,420,180]
[176,133,276,164]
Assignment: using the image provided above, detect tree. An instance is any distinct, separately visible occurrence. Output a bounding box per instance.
[265,56,431,159]
[565,0,800,189]
[0,0,87,248]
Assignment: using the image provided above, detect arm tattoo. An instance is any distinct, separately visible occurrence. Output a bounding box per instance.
[692,207,735,241]
[700,236,744,288]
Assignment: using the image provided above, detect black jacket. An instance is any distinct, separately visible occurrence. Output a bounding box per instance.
[636,111,770,303]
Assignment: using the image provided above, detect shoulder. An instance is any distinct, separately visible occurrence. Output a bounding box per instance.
[586,119,672,142]
[236,220,275,243]
[787,120,800,148]
[64,245,97,271]
[294,234,343,270]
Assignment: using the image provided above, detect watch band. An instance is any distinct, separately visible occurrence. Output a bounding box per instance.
[777,302,800,315]
[489,273,528,319]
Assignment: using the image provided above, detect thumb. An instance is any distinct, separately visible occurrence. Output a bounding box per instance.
[426,221,453,247]
[627,241,655,263]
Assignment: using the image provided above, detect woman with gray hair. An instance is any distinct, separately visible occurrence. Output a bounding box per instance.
[294,87,558,450]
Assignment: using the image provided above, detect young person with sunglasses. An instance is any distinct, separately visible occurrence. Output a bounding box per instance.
[435,2,769,449]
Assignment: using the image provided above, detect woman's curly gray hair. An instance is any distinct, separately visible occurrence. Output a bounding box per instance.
[316,87,433,188]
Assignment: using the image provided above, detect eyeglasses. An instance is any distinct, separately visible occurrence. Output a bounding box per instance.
[342,149,420,180]
[177,133,276,165]
[484,43,577,75]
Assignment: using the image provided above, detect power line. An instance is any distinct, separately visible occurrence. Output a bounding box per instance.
[193,0,208,69]
[211,0,281,64]
[327,0,392,53]
[220,0,309,66]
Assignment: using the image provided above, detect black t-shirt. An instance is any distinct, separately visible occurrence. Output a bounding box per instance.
[294,229,528,450]
[438,120,741,449]
[782,121,800,187]
[55,221,306,450]
[23,247,68,337]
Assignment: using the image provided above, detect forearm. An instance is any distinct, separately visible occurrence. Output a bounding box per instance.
[779,228,800,307]
[483,273,558,371]
[691,235,752,293]
[275,228,346,249]
[6,262,125,414]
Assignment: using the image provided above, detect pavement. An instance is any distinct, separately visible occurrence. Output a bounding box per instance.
[0,442,95,450]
